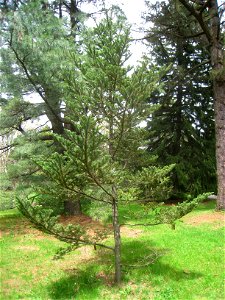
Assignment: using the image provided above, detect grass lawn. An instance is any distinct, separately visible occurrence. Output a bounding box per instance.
[0,201,224,299]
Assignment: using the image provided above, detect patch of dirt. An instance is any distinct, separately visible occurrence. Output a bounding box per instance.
[13,245,40,251]
[60,215,143,238]
[60,214,107,228]
[76,245,98,262]
[61,214,94,225]
[3,278,26,296]
[0,218,46,238]
[96,271,114,286]
[120,226,143,238]
[4,278,24,288]
[183,212,224,227]
[58,246,101,274]
[1,213,144,243]
[0,225,53,240]
[59,214,112,238]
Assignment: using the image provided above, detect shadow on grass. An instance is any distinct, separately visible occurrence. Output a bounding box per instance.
[121,240,202,281]
[48,265,104,299]
[194,200,216,212]
[47,239,203,299]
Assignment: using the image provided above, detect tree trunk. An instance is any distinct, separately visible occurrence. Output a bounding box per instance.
[109,122,122,283]
[44,90,64,135]
[214,80,225,210]
[64,198,82,215]
[178,0,225,209]
[210,0,225,210]
[70,0,79,35]
[44,89,84,214]
[174,38,184,156]
[112,188,122,284]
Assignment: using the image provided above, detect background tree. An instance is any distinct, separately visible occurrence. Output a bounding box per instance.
[0,0,99,214]
[174,0,224,209]
[145,1,216,197]
[16,8,209,284]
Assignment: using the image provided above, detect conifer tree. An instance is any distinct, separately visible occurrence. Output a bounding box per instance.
[145,1,216,197]
[0,0,96,214]
[17,7,210,284]
[173,0,225,208]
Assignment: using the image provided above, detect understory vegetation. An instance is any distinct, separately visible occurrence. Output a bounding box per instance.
[0,200,224,300]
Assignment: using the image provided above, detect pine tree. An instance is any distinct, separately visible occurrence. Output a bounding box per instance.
[145,1,216,197]
[17,7,210,284]
[174,0,225,208]
[0,0,96,214]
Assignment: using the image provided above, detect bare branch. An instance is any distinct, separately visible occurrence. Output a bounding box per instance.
[0,143,16,152]
[123,250,169,268]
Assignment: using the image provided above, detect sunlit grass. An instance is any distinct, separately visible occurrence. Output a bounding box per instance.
[0,201,224,299]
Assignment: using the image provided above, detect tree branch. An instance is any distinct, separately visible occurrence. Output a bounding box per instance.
[178,0,212,42]
[0,143,16,153]
[9,32,64,127]
[18,198,114,252]
[199,0,211,14]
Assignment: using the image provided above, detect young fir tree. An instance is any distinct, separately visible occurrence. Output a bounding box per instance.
[17,7,210,284]
[145,1,216,197]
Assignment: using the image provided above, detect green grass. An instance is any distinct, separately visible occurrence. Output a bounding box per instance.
[0,201,224,300]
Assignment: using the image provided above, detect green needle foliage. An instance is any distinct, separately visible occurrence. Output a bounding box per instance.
[17,6,211,284]
[145,1,216,197]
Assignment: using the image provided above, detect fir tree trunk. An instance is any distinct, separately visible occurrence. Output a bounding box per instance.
[112,187,122,284]
[64,198,82,215]
[70,0,79,32]
[214,80,225,210]
[210,0,225,210]
[44,90,64,135]
[174,39,183,155]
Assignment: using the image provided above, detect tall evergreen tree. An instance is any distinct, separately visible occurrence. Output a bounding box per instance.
[17,8,209,284]
[145,0,216,196]
[174,0,225,209]
[0,0,98,214]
